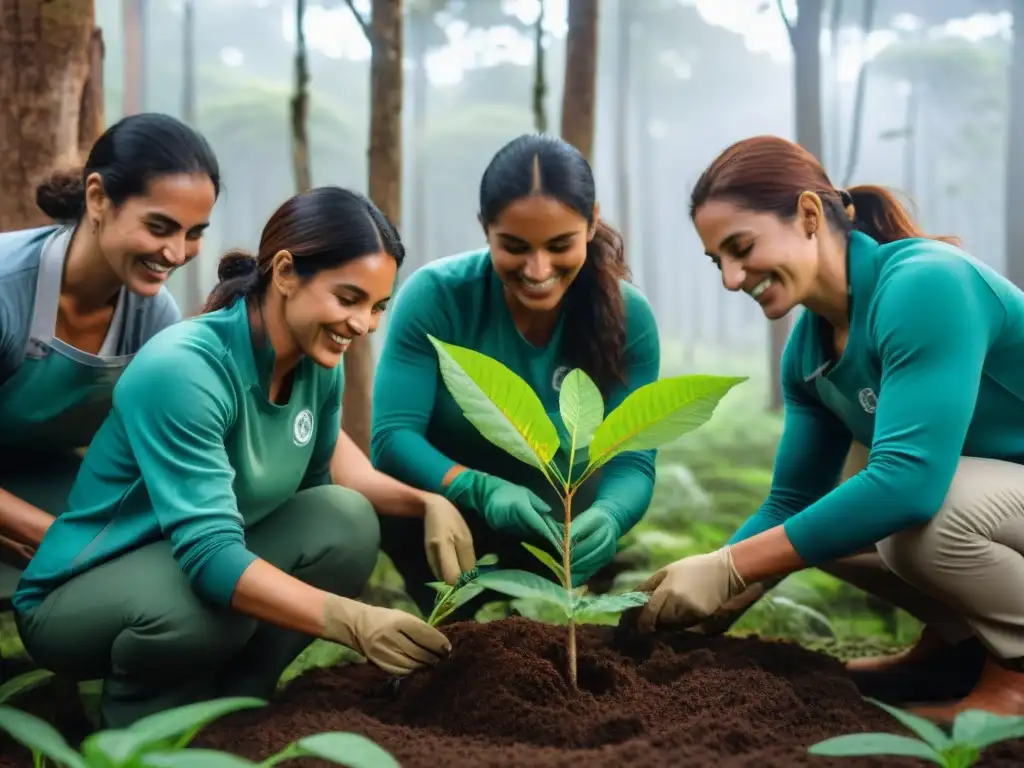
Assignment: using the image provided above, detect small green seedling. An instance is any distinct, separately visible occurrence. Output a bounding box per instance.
[425,553,500,627]
[0,695,399,768]
[428,335,745,688]
[808,697,1024,767]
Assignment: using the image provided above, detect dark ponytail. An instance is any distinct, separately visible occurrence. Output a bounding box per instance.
[202,250,262,313]
[201,186,405,315]
[478,133,633,394]
[35,169,87,222]
[845,184,961,247]
[690,135,960,249]
[562,220,630,392]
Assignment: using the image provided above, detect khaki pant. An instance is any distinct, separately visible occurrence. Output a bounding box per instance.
[824,441,1024,665]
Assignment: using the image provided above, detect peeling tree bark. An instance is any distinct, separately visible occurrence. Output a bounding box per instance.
[560,0,598,161]
[0,0,104,231]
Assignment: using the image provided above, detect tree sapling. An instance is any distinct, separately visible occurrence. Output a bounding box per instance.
[427,335,745,688]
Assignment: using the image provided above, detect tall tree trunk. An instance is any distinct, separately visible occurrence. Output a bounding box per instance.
[560,0,598,161]
[181,0,203,315]
[614,0,631,259]
[0,0,104,231]
[291,0,311,193]
[1006,1,1024,289]
[532,0,547,132]
[769,0,823,411]
[342,0,404,456]
[122,0,145,116]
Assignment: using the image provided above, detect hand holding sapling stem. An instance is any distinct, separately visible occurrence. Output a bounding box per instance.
[568,505,621,587]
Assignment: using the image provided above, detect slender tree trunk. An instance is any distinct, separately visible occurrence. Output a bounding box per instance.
[342,0,404,456]
[181,0,204,315]
[768,0,823,411]
[291,0,311,193]
[0,0,103,231]
[560,0,598,161]
[614,0,631,256]
[122,0,145,116]
[532,0,547,132]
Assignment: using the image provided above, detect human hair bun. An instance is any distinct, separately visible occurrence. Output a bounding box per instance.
[217,250,259,281]
[35,168,86,221]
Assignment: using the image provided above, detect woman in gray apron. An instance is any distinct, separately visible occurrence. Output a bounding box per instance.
[0,113,221,609]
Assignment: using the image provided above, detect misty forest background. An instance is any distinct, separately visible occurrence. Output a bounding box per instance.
[3,0,1023,675]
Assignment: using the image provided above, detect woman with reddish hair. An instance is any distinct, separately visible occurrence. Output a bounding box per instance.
[637,134,1024,722]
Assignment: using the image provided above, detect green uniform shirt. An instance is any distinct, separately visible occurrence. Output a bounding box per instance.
[14,297,343,613]
[729,230,1024,563]
[371,248,660,530]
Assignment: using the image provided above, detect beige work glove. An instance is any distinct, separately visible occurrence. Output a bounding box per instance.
[423,494,477,585]
[323,595,451,675]
[637,547,747,634]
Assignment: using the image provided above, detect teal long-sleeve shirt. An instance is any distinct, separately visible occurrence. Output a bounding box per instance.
[371,248,661,532]
[729,230,1024,564]
[13,297,342,613]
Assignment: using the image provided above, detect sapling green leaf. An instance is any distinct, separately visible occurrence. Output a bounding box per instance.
[428,338,746,689]
[559,369,604,458]
[952,709,1024,749]
[292,731,402,767]
[425,553,500,627]
[521,542,565,583]
[0,706,89,768]
[586,374,747,474]
[427,336,560,477]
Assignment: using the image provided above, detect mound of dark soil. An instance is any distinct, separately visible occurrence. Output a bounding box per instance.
[192,617,1023,767]
[3,618,1022,767]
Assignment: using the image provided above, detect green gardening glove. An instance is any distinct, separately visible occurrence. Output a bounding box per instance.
[569,506,621,587]
[444,470,562,551]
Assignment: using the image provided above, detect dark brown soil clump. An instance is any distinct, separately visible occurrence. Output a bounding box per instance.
[3,617,1023,767]
[193,617,1022,767]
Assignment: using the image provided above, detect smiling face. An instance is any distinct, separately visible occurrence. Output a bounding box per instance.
[277,250,397,369]
[86,172,217,297]
[485,194,595,314]
[693,197,822,320]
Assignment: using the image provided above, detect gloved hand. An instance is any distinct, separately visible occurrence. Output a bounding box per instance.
[569,506,620,587]
[444,469,562,550]
[422,493,477,585]
[636,547,746,634]
[322,595,451,675]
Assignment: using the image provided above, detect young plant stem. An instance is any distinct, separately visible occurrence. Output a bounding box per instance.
[563,489,577,690]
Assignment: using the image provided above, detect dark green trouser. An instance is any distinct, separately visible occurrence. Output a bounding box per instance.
[16,486,380,728]
[0,451,82,609]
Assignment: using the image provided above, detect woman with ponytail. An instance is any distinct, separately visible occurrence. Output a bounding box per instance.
[14,186,473,727]
[0,113,219,609]
[637,134,1024,722]
[371,133,661,617]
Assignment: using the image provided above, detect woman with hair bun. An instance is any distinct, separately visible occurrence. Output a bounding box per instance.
[637,134,1024,722]
[371,133,661,617]
[0,112,220,605]
[14,186,472,728]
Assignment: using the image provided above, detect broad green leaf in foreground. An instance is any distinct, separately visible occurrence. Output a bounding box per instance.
[952,709,1024,749]
[126,697,267,751]
[587,374,747,470]
[868,698,952,750]
[807,733,946,764]
[295,732,402,767]
[559,369,604,455]
[0,706,88,768]
[0,669,55,705]
[137,749,257,768]
[428,336,560,472]
[476,569,572,616]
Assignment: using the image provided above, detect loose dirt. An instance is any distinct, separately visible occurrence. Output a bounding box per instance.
[3,617,1022,767]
